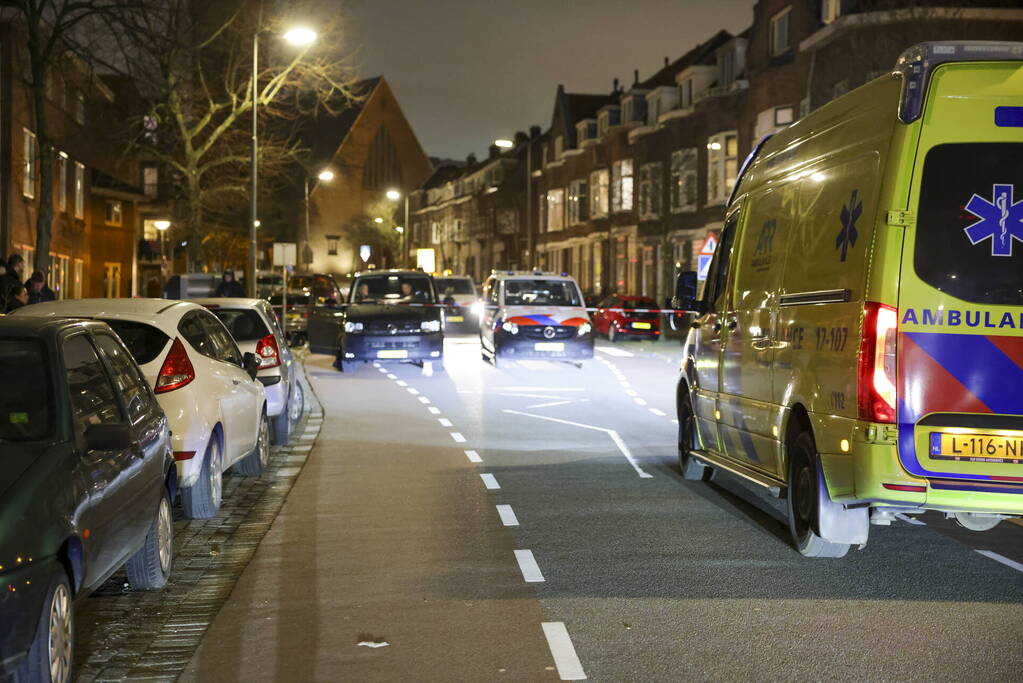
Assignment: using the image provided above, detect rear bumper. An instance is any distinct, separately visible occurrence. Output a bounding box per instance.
[342,333,444,361]
[496,335,594,360]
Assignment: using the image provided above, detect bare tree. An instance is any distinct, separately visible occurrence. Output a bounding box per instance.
[107,0,360,268]
[0,0,143,275]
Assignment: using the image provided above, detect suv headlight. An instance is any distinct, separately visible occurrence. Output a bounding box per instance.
[501,321,519,334]
[344,321,364,333]
[577,322,592,337]
[421,319,441,333]
[470,301,484,318]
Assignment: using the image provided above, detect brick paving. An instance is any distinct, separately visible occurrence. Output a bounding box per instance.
[72,366,323,682]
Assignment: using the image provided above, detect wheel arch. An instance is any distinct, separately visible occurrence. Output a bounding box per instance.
[57,536,84,595]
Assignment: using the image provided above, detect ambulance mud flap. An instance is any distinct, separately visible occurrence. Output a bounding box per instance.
[817,466,869,546]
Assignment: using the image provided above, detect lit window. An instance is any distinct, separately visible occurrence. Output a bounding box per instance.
[770,7,792,57]
[568,179,589,225]
[105,201,122,226]
[326,235,339,256]
[58,152,68,211]
[22,129,37,198]
[74,162,85,218]
[706,132,738,205]
[822,0,841,24]
[611,159,633,213]
[143,167,159,198]
[589,169,609,218]
[546,189,565,232]
[775,106,794,126]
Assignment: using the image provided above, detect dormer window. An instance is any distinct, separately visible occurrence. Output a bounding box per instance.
[576,119,597,143]
[598,107,621,135]
[719,50,736,88]
[621,94,647,124]
[770,7,792,57]
[679,78,694,109]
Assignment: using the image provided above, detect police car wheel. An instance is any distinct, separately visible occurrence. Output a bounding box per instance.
[787,432,850,558]
[678,395,708,481]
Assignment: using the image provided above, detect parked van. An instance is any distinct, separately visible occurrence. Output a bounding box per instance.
[673,42,1023,558]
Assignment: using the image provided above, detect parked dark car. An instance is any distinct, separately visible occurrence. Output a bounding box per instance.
[306,270,443,371]
[0,318,176,682]
[269,273,343,345]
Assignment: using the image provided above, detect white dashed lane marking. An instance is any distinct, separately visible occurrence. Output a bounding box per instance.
[496,504,519,526]
[480,473,500,489]
[418,396,431,404]
[633,398,648,406]
[977,550,1023,573]
[396,380,408,387]
[514,549,545,582]
[527,400,571,409]
[465,449,482,463]
[407,387,420,395]
[596,346,633,357]
[450,432,467,443]
[438,418,453,427]
[428,406,441,414]
[542,622,587,681]
[648,408,666,417]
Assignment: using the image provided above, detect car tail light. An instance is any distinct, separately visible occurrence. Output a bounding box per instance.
[255,333,281,368]
[174,451,196,461]
[301,311,309,319]
[858,302,898,423]
[155,338,196,394]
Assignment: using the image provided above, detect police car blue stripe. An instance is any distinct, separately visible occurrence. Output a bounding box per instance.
[904,332,1023,415]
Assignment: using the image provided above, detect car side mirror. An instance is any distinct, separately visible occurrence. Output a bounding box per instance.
[673,271,702,313]
[85,423,133,451]
[242,352,260,380]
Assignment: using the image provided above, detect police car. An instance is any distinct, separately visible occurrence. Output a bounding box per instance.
[479,270,593,366]
[673,42,1023,558]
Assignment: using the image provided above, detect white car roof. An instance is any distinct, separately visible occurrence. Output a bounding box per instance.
[190,297,269,310]
[11,297,202,333]
[491,271,578,282]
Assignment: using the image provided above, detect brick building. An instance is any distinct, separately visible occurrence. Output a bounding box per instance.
[301,77,433,275]
[407,0,1023,298]
[0,22,145,299]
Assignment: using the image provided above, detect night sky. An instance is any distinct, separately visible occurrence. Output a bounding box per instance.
[346,0,753,160]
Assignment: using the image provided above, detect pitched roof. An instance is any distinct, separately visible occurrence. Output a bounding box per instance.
[639,30,733,89]
[299,77,382,164]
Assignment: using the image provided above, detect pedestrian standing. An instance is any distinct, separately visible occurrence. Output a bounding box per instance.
[0,255,22,308]
[215,270,245,297]
[4,284,28,313]
[27,271,56,304]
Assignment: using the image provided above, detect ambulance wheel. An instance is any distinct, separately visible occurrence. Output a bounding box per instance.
[678,394,708,481]
[787,431,850,558]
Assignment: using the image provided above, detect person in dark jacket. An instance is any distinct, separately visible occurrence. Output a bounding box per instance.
[4,284,28,313]
[0,255,23,309]
[26,271,56,304]
[214,270,245,297]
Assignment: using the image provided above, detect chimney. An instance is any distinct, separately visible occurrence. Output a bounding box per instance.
[529,125,541,139]
[514,130,528,144]
[664,56,669,67]
[612,77,618,93]
[633,69,639,86]
[488,144,499,160]
[466,153,477,166]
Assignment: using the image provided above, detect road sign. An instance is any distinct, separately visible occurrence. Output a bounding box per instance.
[273,242,297,267]
[697,254,713,281]
[699,233,718,256]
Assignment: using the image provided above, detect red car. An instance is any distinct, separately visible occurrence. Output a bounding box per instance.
[591,295,661,341]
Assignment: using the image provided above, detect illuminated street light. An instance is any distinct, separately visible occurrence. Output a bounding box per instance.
[154,220,171,231]
[283,27,317,46]
[304,168,334,266]
[385,189,410,268]
[494,139,514,149]
[374,217,384,224]
[318,169,335,182]
[394,226,404,234]
[385,189,401,201]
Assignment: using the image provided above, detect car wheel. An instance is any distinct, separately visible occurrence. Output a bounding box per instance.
[678,394,709,481]
[787,431,850,558]
[288,381,305,424]
[608,327,617,342]
[271,399,292,445]
[126,490,173,590]
[237,412,271,476]
[181,434,222,519]
[19,571,74,683]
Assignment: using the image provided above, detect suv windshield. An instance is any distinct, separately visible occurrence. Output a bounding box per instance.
[915,142,1023,306]
[503,279,581,306]
[0,339,51,441]
[435,278,474,295]
[351,275,435,304]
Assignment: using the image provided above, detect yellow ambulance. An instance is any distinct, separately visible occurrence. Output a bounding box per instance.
[674,42,1023,557]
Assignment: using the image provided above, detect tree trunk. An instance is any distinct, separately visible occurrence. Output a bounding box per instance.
[29,37,53,276]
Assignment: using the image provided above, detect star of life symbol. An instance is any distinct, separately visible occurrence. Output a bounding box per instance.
[964,184,1023,257]
[835,189,861,262]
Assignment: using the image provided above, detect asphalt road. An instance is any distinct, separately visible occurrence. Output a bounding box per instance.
[183,333,1023,682]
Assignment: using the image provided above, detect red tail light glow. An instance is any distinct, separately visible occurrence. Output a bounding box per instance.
[882,482,926,493]
[858,302,898,423]
[255,333,281,368]
[155,337,196,394]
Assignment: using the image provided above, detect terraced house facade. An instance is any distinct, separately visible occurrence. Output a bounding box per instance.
[407,0,1023,299]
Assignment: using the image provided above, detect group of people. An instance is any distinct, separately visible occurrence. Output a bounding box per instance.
[1,254,57,313]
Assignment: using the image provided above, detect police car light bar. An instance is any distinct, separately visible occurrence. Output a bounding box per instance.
[894,41,1023,124]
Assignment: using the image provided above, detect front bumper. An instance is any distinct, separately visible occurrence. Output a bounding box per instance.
[496,334,594,360]
[342,333,444,361]
[0,559,58,671]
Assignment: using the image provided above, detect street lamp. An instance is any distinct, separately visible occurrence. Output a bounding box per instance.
[374,217,384,224]
[154,220,171,281]
[386,188,410,268]
[249,25,318,296]
[494,136,532,269]
[303,167,334,268]
[494,138,514,149]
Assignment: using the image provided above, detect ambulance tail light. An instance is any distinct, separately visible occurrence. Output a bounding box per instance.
[858,302,898,424]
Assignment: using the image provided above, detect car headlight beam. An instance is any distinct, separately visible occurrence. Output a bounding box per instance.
[421,319,441,333]
[501,321,519,334]
[577,322,592,337]
[344,321,364,333]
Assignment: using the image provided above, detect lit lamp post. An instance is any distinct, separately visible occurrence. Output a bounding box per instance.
[249,25,318,297]
[493,138,528,269]
[303,168,334,269]
[154,219,171,284]
[385,188,409,268]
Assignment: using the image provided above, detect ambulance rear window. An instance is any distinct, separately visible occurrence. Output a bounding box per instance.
[914,143,1023,307]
